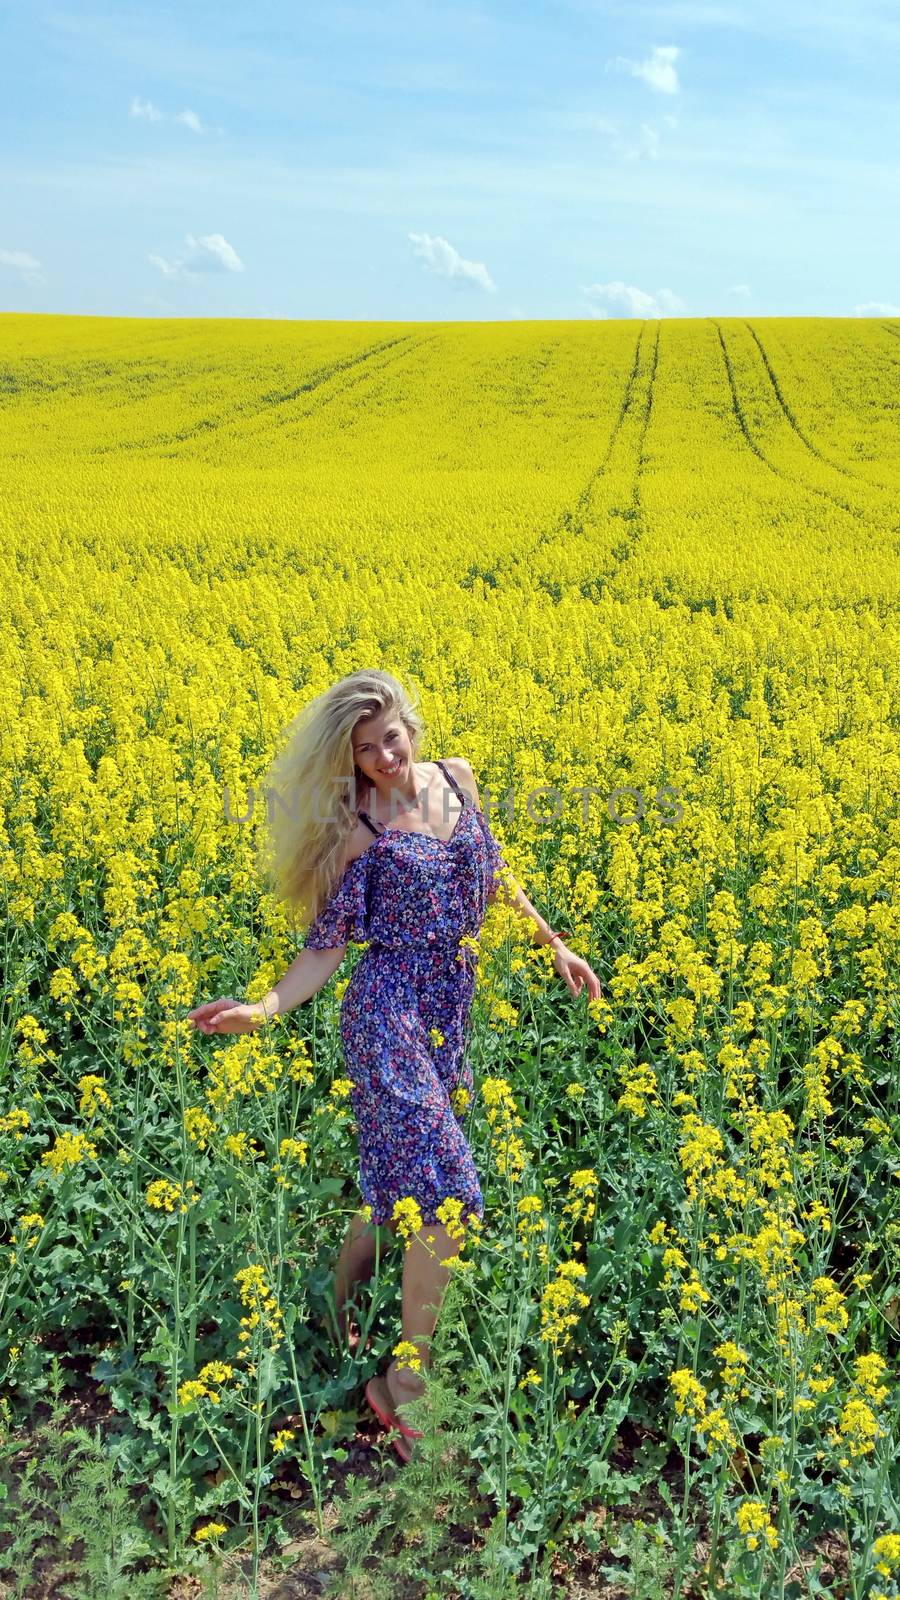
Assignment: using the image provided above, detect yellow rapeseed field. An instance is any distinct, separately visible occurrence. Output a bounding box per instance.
[1,312,899,1595]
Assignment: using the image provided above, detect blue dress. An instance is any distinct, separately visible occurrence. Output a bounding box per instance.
[303,761,508,1226]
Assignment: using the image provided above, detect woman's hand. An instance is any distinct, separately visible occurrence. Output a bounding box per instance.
[186,998,266,1035]
[552,945,603,1001]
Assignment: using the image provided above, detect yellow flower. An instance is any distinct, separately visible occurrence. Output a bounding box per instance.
[198,1360,233,1398]
[696,1406,737,1453]
[184,1106,217,1150]
[234,1262,284,1352]
[662,1244,689,1276]
[802,1199,832,1234]
[77,1074,111,1117]
[669,1369,707,1423]
[41,1130,98,1174]
[392,1195,424,1243]
[178,1379,209,1406]
[146,1178,200,1212]
[852,1352,889,1403]
[223,1130,263,1162]
[616,1060,660,1119]
[193,1522,227,1542]
[714,1341,749,1391]
[873,1533,900,1577]
[539,1259,591,1356]
[516,1193,546,1243]
[562,1167,598,1225]
[835,1397,882,1457]
[0,1109,30,1138]
[735,1498,778,1553]
[481,1076,528,1179]
[679,1272,710,1314]
[15,1212,45,1247]
[392,1339,422,1372]
[809,1275,848,1335]
[435,1196,467,1240]
[278,1136,309,1163]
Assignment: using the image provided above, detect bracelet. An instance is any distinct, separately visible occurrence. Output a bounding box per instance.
[542,928,571,949]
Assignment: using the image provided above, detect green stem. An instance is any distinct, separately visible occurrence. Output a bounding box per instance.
[285,1335,325,1540]
[496,1164,518,1532]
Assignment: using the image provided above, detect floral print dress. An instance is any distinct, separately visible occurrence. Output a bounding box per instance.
[303,761,508,1226]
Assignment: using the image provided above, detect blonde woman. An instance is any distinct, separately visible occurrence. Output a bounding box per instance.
[187,669,601,1463]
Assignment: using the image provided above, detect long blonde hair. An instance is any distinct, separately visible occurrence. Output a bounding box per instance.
[255,669,425,930]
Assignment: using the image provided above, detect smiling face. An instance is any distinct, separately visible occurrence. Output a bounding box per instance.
[351,710,417,804]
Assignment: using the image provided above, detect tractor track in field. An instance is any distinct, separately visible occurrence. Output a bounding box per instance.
[745,321,895,497]
[178,330,432,454]
[575,318,661,600]
[92,332,430,457]
[462,322,653,600]
[559,321,650,543]
[247,331,439,434]
[713,319,872,527]
[744,322,861,481]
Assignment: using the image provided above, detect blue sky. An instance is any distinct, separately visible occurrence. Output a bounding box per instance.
[2,0,898,319]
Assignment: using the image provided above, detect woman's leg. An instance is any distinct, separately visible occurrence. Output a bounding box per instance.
[386,1219,465,1409]
[333,1209,387,1342]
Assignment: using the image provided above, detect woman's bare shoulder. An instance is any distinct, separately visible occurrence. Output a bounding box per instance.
[443,756,478,802]
[341,812,379,869]
[442,755,473,779]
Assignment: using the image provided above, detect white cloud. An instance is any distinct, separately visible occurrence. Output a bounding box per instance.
[630,122,661,158]
[581,1,900,62]
[130,95,163,121]
[553,108,674,159]
[173,110,207,133]
[131,96,217,133]
[580,280,687,317]
[408,232,497,292]
[607,44,681,94]
[852,300,900,316]
[0,247,45,286]
[728,283,752,297]
[149,232,245,281]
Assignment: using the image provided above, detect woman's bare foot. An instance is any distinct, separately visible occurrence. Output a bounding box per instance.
[365,1370,424,1464]
[386,1360,426,1409]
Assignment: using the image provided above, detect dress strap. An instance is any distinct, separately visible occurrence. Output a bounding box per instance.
[436,759,468,805]
[358,810,384,837]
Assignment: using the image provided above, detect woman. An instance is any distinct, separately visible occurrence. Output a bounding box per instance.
[187,669,602,1463]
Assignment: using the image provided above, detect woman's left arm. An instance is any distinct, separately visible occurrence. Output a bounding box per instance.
[450,758,603,1003]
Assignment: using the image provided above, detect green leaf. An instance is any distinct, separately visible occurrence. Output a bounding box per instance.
[257,1347,285,1401]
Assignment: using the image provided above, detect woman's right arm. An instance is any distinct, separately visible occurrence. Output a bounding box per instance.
[187,944,348,1034]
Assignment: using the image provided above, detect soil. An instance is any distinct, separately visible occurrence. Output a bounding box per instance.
[0,1342,853,1600]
